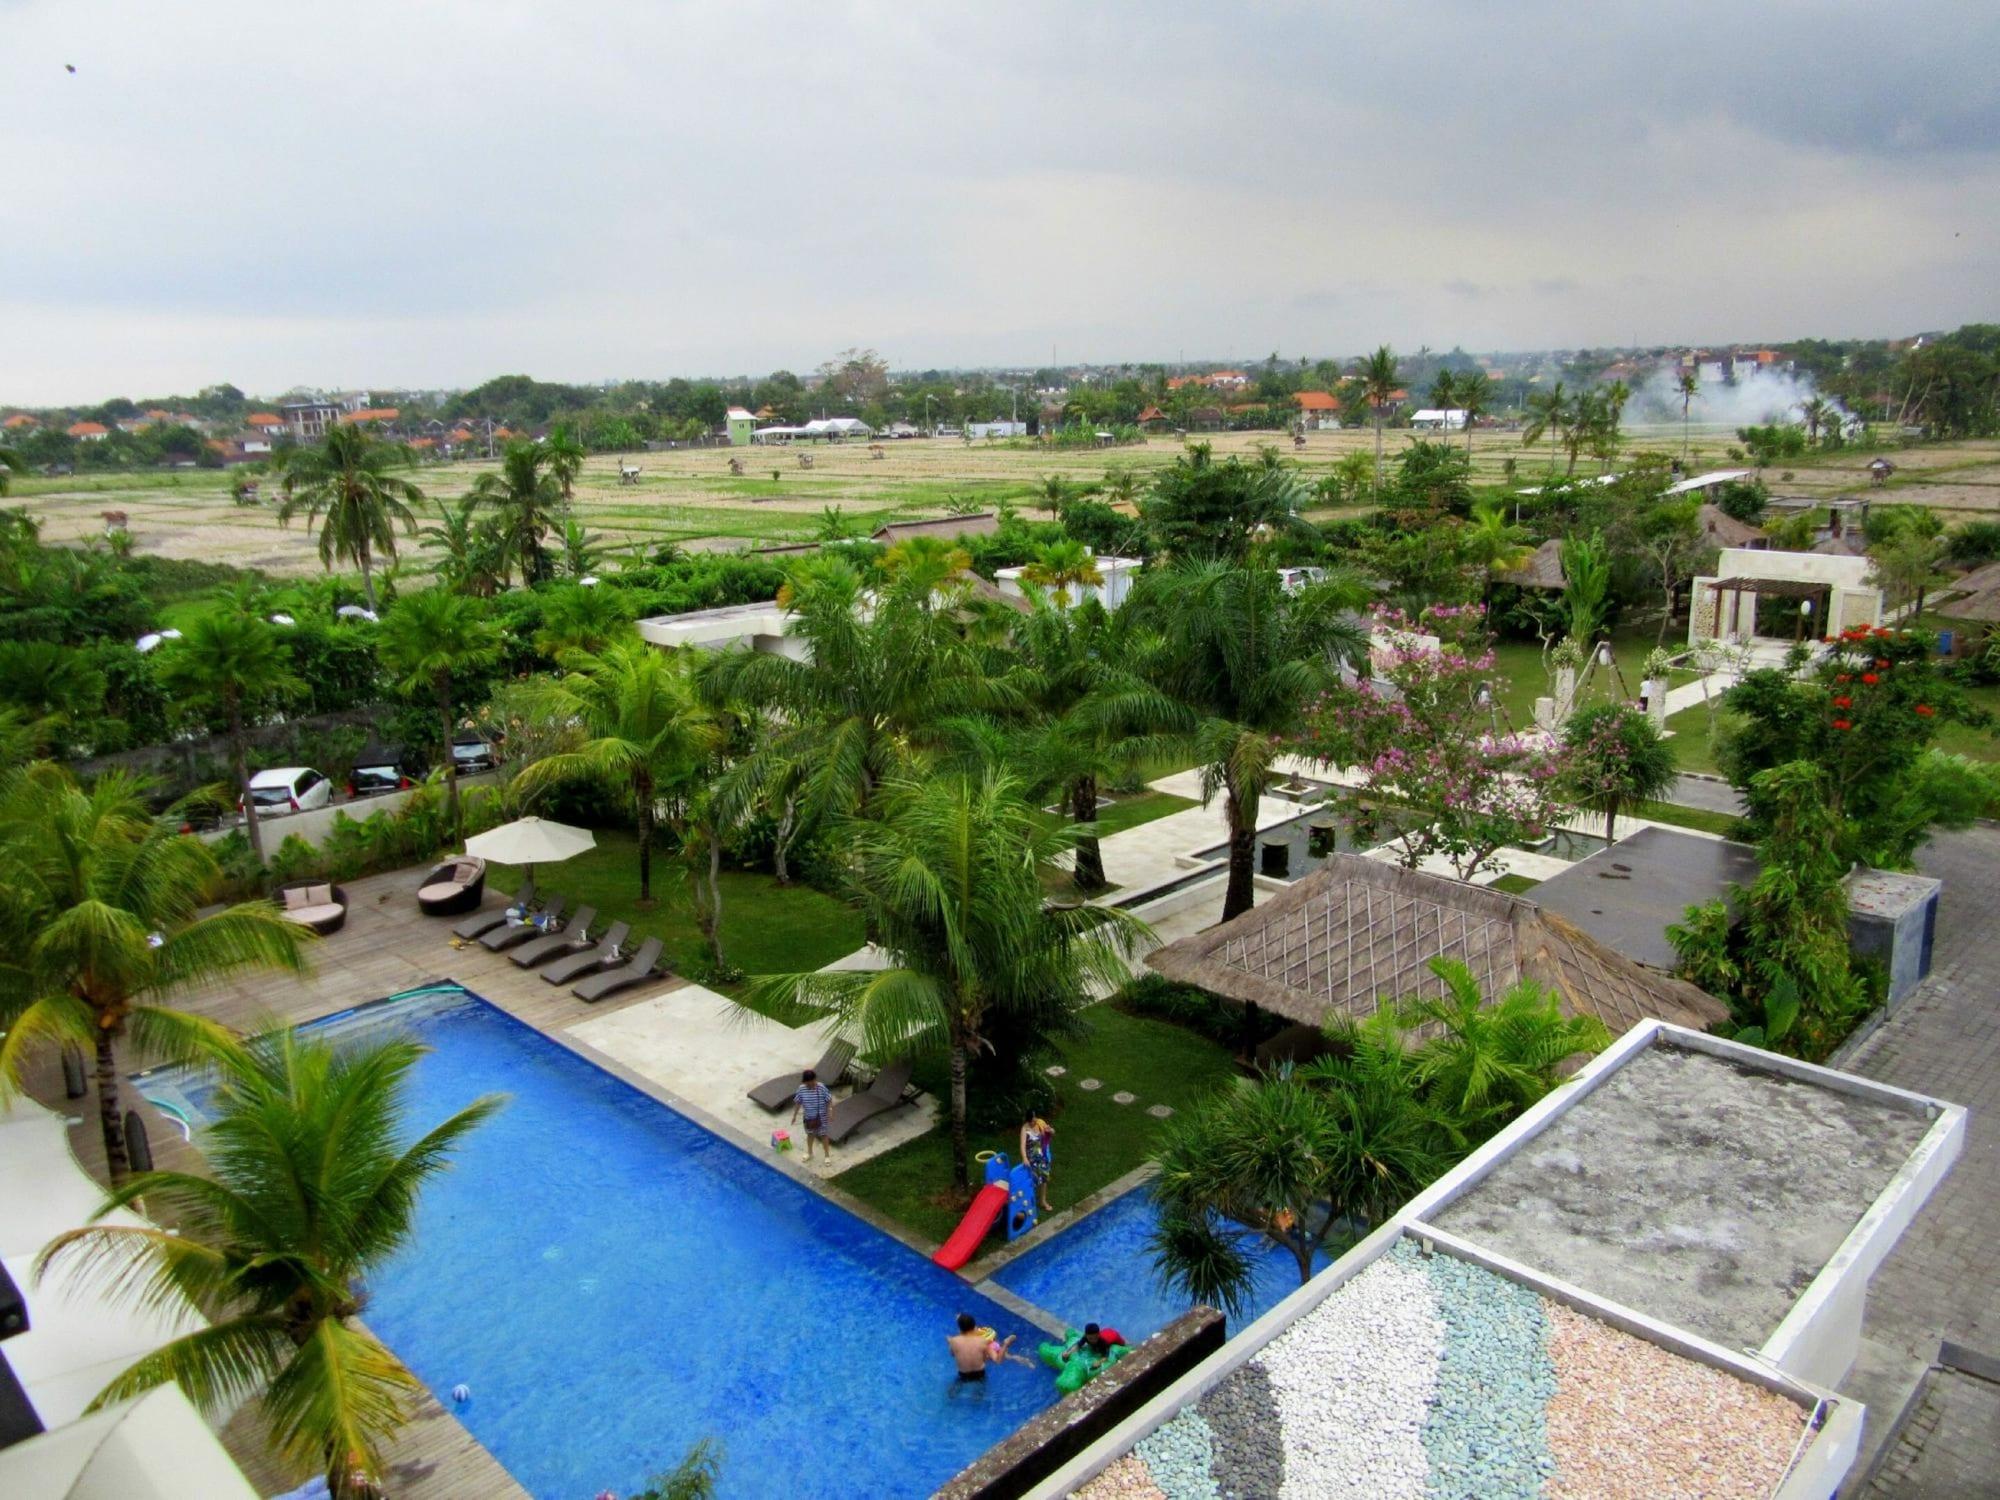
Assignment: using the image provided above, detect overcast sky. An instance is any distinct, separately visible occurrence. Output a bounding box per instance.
[4,1,1997,403]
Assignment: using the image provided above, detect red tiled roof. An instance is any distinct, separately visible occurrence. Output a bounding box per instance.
[2,414,36,429]
[246,413,285,427]
[448,428,473,441]
[339,407,401,424]
[67,421,109,436]
[1293,390,1339,411]
[408,437,436,449]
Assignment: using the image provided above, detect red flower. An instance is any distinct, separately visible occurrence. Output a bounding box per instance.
[1833,719,1852,731]
[1916,704,1935,717]
[1833,696,1852,709]
[1862,673,1880,685]
[1876,658,1892,668]
[1836,674,1852,684]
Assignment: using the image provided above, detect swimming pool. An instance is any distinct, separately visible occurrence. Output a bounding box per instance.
[140,986,1051,1499]
[990,1184,1329,1346]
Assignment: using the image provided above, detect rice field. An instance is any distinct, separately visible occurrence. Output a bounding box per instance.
[12,428,2000,579]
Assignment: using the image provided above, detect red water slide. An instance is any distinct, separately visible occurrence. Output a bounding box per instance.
[931,1181,1008,1270]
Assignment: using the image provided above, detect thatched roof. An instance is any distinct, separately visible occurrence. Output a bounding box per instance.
[1950,560,2000,595]
[1937,587,2000,623]
[1497,538,1566,590]
[1147,854,1729,1037]
[1698,503,1764,548]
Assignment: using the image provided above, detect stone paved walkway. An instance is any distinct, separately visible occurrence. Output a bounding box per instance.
[1665,772,1746,816]
[1836,824,2000,1492]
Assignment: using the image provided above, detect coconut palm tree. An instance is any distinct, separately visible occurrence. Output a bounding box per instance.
[419,498,510,598]
[375,588,504,837]
[1563,703,1679,841]
[1461,499,1533,604]
[468,441,563,586]
[1020,539,1103,606]
[156,608,304,869]
[533,582,631,659]
[1521,382,1568,473]
[542,424,587,509]
[1428,369,1459,426]
[751,770,1146,1190]
[1800,395,1834,448]
[880,534,971,597]
[1129,563,1369,920]
[0,766,310,1178]
[37,1028,500,1497]
[276,424,423,612]
[1677,370,1700,460]
[517,640,723,905]
[1455,370,1492,461]
[1036,473,1075,523]
[1358,345,1400,493]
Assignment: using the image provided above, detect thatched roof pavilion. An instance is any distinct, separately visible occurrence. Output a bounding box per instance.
[1147,853,1728,1036]
[1497,538,1566,590]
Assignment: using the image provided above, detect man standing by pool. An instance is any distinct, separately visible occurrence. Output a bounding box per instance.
[791,1068,834,1164]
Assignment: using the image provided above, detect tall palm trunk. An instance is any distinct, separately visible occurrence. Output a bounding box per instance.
[772,794,798,885]
[358,540,378,613]
[95,1027,129,1181]
[1069,774,1106,892]
[434,675,461,837]
[1222,776,1259,922]
[1373,413,1385,494]
[947,1027,971,1192]
[696,829,725,967]
[635,772,656,904]
[229,696,266,869]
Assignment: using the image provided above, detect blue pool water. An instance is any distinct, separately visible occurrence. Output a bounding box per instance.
[142,987,1051,1500]
[991,1184,1328,1345]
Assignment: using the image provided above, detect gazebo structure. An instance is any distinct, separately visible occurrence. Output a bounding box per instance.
[1688,547,1883,649]
[1146,853,1728,1038]
[1496,537,1565,592]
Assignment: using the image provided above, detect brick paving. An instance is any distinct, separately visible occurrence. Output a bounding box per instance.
[1836,824,2000,1494]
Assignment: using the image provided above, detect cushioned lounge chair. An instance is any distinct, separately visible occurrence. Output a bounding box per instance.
[451,875,537,940]
[572,936,664,1003]
[417,856,487,917]
[480,893,568,951]
[824,1059,915,1144]
[538,921,631,983]
[747,1039,857,1112]
[509,906,597,967]
[277,881,347,936]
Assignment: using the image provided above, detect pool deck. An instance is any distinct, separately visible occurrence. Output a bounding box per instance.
[16,862,955,1500]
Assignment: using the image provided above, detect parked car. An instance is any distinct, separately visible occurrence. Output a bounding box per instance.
[347,745,419,800]
[451,731,501,774]
[241,766,333,816]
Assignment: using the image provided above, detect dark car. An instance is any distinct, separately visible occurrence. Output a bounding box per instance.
[451,730,501,774]
[348,744,419,800]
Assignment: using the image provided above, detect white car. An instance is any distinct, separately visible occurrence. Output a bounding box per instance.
[241,766,334,816]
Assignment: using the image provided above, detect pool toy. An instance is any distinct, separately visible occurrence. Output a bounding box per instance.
[933,1152,1039,1271]
[450,1383,471,1404]
[770,1129,792,1152]
[1036,1326,1131,1393]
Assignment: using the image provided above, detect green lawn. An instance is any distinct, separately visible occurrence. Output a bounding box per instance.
[1037,789,1197,839]
[1489,873,1542,895]
[487,829,864,1007]
[1488,626,1690,732]
[1664,698,1733,776]
[1629,799,1741,836]
[834,1006,1237,1246]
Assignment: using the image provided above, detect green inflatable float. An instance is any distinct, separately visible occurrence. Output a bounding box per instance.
[1037,1324,1131,1393]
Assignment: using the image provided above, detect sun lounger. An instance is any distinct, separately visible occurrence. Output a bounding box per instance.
[539,921,632,984]
[509,906,597,967]
[451,875,538,940]
[571,936,664,1003]
[748,1038,857,1112]
[417,856,487,917]
[480,893,568,951]
[824,1059,915,1144]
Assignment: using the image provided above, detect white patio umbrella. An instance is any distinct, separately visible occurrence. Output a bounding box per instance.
[463,815,596,885]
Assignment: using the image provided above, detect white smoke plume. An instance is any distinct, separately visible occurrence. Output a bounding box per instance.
[1631,361,1849,428]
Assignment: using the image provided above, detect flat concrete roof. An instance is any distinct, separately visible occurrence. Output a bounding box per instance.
[1530,825,1761,971]
[1429,1042,1934,1348]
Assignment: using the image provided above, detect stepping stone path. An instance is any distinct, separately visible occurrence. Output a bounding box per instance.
[1146,1104,1175,1119]
[1078,1077,1103,1091]
[1112,1091,1137,1105]
[1044,1064,1068,1077]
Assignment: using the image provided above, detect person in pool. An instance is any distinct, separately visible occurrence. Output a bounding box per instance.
[948,1313,1029,1382]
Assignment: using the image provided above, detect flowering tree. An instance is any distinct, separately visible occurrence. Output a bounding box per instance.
[1301,605,1572,880]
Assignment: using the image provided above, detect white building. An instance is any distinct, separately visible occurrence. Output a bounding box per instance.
[1410,407,1468,431]
[1688,547,1885,649]
[994,553,1142,611]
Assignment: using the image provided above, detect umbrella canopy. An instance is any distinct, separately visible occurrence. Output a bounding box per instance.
[463,815,596,868]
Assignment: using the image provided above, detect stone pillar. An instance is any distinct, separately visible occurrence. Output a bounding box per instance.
[1642,678,1669,729]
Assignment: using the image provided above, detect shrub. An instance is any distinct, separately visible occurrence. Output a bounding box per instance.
[1113,972,1284,1049]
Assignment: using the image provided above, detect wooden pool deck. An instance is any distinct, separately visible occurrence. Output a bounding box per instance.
[23,864,682,1499]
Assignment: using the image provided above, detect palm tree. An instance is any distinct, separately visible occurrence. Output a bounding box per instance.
[542,424,587,509]
[1401,958,1611,1138]
[419,498,509,598]
[276,424,422,612]
[1800,395,1833,448]
[1563,703,1679,841]
[1359,345,1400,493]
[157,608,303,869]
[1021,539,1103,606]
[1428,369,1459,425]
[533,583,631,659]
[1461,499,1533,604]
[1677,370,1700,460]
[468,441,563,585]
[517,640,722,905]
[1455,370,1492,461]
[1100,468,1140,510]
[0,767,310,1178]
[37,1029,500,1496]
[751,770,1146,1190]
[0,442,25,496]
[1521,382,1567,473]
[375,588,504,837]
[1012,596,1190,891]
[1129,563,1369,920]
[881,534,971,597]
[558,517,604,579]
[1036,473,1075,522]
